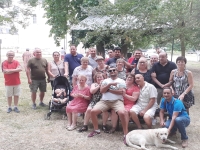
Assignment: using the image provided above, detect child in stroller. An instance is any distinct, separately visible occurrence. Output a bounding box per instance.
[53,88,68,104]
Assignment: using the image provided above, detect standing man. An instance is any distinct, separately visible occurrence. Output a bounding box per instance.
[124,49,143,72]
[60,47,66,61]
[151,52,177,104]
[105,49,114,63]
[130,74,158,129]
[88,67,128,141]
[88,47,98,68]
[26,48,49,109]
[22,48,33,71]
[2,51,22,113]
[160,87,190,148]
[149,54,159,68]
[64,45,83,83]
[106,47,122,67]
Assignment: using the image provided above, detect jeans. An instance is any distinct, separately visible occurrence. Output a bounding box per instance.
[165,116,190,140]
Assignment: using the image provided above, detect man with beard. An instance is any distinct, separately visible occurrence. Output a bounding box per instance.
[106,47,122,67]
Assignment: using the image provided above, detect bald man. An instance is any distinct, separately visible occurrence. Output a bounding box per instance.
[151,52,177,104]
[130,74,158,129]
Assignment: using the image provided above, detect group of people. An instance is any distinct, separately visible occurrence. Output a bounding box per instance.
[2,45,194,148]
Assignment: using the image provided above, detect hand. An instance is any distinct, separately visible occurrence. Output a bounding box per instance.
[178,94,185,101]
[122,89,126,96]
[160,121,165,127]
[64,73,69,78]
[28,79,32,84]
[139,110,146,117]
[151,72,157,78]
[109,82,118,86]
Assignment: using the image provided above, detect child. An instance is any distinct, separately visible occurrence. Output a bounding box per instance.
[53,88,68,104]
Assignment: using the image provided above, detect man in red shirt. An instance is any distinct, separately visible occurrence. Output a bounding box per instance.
[2,50,22,113]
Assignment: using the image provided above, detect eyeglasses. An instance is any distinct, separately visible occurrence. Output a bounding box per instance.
[109,69,116,73]
[139,62,146,64]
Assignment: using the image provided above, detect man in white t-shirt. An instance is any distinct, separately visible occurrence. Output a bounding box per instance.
[88,67,128,140]
[130,74,158,129]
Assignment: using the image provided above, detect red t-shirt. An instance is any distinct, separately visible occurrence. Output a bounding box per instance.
[2,60,21,86]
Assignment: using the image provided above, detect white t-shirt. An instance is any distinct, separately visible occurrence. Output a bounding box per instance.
[101,78,126,101]
[136,82,158,108]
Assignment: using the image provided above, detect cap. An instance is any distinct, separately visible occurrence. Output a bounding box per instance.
[95,56,104,61]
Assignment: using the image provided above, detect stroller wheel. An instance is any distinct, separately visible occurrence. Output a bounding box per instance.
[62,114,67,120]
[44,113,51,120]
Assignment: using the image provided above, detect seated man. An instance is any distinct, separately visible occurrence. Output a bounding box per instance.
[160,87,190,148]
[130,74,158,129]
[88,67,128,142]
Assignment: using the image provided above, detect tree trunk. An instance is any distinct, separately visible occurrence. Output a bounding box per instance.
[180,34,186,57]
[96,41,105,58]
[121,39,128,59]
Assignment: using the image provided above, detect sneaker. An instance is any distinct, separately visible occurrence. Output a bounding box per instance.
[88,130,100,137]
[123,135,127,145]
[13,107,20,113]
[182,140,188,148]
[39,102,46,107]
[67,125,77,131]
[7,108,12,113]
[78,125,88,132]
[32,104,36,109]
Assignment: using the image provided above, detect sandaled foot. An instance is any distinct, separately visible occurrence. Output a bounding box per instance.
[88,130,100,137]
[67,125,77,131]
[102,125,109,133]
[78,125,88,132]
[109,128,116,134]
[66,124,71,129]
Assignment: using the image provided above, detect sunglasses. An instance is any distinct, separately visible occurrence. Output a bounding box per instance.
[109,69,116,73]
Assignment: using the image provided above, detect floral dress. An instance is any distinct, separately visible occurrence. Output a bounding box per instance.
[89,84,102,108]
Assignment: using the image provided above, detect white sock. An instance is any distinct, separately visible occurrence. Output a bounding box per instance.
[95,129,100,132]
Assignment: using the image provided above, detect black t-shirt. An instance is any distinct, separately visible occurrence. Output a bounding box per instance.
[135,69,152,84]
[151,61,177,88]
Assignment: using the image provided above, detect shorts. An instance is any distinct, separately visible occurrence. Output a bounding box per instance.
[29,79,46,93]
[93,100,124,113]
[130,104,157,118]
[5,85,20,97]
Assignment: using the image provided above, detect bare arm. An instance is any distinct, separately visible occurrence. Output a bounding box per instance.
[64,62,69,77]
[164,70,175,87]
[143,98,156,112]
[123,90,139,101]
[109,88,124,95]
[47,62,55,78]
[159,109,165,127]
[90,83,100,94]
[151,72,164,88]
[3,64,22,74]
[168,112,179,133]
[26,66,32,84]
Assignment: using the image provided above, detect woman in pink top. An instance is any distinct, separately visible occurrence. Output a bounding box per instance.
[66,75,91,131]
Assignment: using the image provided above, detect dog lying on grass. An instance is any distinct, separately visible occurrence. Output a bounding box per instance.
[126,128,178,150]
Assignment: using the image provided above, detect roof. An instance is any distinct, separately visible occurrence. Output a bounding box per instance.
[70,15,138,30]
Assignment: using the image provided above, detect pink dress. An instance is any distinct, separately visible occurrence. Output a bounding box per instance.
[66,85,91,113]
[124,85,140,111]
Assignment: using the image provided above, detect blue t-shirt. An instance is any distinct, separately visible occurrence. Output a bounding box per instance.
[160,97,189,119]
[64,53,83,76]
[106,57,118,67]
[151,61,177,88]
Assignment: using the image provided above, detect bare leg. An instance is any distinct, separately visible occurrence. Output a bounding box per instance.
[67,113,72,126]
[7,97,12,107]
[102,111,109,125]
[91,109,102,130]
[31,92,37,104]
[143,114,152,129]
[125,111,130,131]
[84,108,92,125]
[111,110,118,128]
[39,92,45,102]
[130,110,142,129]
[72,112,78,126]
[14,95,19,106]
[118,110,128,135]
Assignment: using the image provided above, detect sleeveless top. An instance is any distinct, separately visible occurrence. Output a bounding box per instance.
[50,61,65,81]
[173,69,189,96]
[89,84,102,108]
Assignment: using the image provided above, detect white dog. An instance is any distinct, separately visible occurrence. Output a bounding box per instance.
[126,128,178,150]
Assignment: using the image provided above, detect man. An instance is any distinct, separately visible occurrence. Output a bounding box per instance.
[105,49,114,63]
[160,87,190,148]
[151,52,177,104]
[88,67,128,141]
[60,47,66,60]
[156,47,165,54]
[64,45,83,82]
[26,48,49,109]
[149,54,159,68]
[2,51,22,113]
[130,74,158,129]
[106,47,122,67]
[88,47,98,68]
[22,48,33,71]
[124,49,142,72]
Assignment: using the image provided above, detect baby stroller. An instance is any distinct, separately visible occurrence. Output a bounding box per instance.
[46,76,70,120]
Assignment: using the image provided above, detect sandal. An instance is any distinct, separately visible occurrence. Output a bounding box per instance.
[102,125,109,133]
[78,125,88,132]
[109,127,116,134]
[88,130,100,137]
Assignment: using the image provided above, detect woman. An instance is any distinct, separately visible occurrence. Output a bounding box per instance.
[78,72,105,132]
[72,57,93,87]
[167,56,194,113]
[48,51,65,89]
[107,74,140,133]
[92,56,109,79]
[116,58,126,80]
[66,75,91,131]
[131,57,152,83]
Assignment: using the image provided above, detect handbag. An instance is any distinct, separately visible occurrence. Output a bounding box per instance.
[183,90,195,108]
